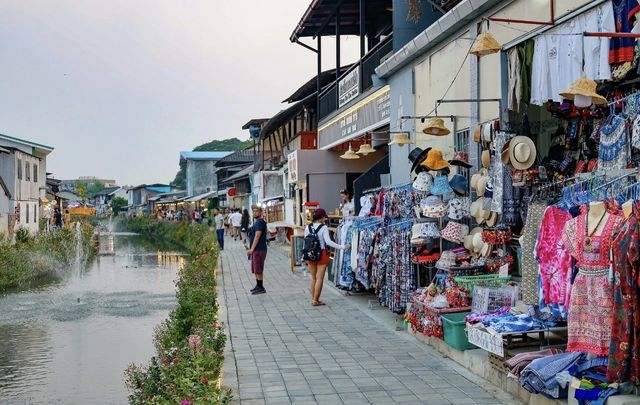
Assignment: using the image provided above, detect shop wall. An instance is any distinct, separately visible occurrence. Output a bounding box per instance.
[388,65,415,186]
[307,173,345,213]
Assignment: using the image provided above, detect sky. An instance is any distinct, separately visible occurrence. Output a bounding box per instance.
[0,1,358,185]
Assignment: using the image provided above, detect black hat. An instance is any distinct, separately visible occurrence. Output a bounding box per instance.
[409,147,431,174]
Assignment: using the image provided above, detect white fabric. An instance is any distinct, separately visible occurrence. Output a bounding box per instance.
[230,212,242,227]
[530,2,614,106]
[507,48,521,111]
[342,200,354,218]
[304,223,344,250]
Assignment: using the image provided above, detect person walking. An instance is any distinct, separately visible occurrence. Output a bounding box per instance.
[247,205,268,295]
[230,209,242,240]
[304,208,348,306]
[240,208,251,249]
[214,208,225,250]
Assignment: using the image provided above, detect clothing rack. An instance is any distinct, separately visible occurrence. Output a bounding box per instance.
[361,181,413,196]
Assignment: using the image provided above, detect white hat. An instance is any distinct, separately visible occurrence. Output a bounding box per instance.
[509,136,537,170]
[412,172,433,193]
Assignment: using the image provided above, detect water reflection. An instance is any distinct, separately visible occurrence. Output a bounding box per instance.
[0,234,183,404]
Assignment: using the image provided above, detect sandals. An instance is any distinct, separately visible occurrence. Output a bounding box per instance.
[311,301,326,306]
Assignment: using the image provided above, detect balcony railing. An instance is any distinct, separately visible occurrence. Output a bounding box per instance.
[318,35,393,121]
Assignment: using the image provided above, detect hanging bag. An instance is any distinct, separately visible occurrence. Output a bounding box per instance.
[302,224,324,261]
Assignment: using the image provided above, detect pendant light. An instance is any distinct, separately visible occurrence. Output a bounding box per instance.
[340,143,360,159]
[356,135,375,156]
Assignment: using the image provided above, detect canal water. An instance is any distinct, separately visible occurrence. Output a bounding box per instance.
[0,233,184,404]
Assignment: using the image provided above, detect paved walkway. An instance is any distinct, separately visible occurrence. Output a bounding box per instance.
[220,238,518,405]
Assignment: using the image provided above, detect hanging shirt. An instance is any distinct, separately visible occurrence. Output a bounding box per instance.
[610,0,640,63]
[531,2,615,106]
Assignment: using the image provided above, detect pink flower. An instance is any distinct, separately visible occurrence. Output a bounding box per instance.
[188,334,203,352]
[181,400,191,405]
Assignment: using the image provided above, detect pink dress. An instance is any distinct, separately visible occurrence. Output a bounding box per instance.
[535,206,573,306]
[561,208,623,356]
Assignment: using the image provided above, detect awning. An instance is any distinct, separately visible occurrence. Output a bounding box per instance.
[184,190,217,202]
[224,165,254,182]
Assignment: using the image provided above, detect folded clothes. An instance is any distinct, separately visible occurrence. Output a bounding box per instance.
[504,348,562,377]
[466,306,510,324]
[484,313,546,333]
[520,352,584,395]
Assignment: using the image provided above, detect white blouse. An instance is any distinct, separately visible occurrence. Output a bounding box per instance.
[304,223,344,250]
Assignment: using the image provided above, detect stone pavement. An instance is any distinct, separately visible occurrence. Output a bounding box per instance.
[219,238,519,405]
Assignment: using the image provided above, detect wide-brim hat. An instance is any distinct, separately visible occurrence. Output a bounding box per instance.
[449,151,472,168]
[470,32,502,57]
[481,149,491,168]
[509,136,537,170]
[423,118,450,136]
[471,197,489,224]
[482,123,492,143]
[486,211,500,227]
[409,147,432,174]
[559,77,607,105]
[389,132,412,145]
[413,171,434,193]
[476,174,489,196]
[501,140,511,165]
[421,149,449,171]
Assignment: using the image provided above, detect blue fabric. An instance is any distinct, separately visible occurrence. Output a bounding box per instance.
[520,352,584,394]
[576,387,619,405]
[483,313,546,333]
[216,229,225,250]
[569,356,608,375]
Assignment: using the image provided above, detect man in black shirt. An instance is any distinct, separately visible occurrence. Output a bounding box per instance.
[247,206,268,295]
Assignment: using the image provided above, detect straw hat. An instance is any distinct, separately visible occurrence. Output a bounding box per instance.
[481,149,491,168]
[471,197,489,224]
[559,77,607,105]
[473,125,481,143]
[476,174,489,196]
[421,149,450,171]
[486,211,500,227]
[501,140,511,165]
[472,231,486,253]
[389,132,411,145]
[509,136,537,170]
[470,32,502,57]
[422,118,450,136]
[482,123,492,143]
[470,168,487,190]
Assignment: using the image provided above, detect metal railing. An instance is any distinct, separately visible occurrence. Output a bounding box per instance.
[318,35,393,121]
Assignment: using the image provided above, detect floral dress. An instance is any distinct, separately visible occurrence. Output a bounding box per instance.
[536,206,573,306]
[561,207,623,356]
[607,204,640,384]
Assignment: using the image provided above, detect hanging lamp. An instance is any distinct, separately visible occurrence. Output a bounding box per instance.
[340,143,360,159]
[356,143,375,155]
[470,32,501,57]
[388,132,411,145]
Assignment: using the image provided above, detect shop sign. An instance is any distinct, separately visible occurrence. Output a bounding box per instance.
[288,151,298,183]
[319,86,391,149]
[338,68,360,108]
[466,323,503,356]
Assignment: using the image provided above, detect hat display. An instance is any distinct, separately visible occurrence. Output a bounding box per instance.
[482,123,492,143]
[466,227,482,252]
[470,32,502,57]
[486,211,500,227]
[476,174,489,196]
[431,175,454,195]
[422,196,447,218]
[449,174,468,196]
[422,118,450,136]
[481,149,491,168]
[409,147,432,174]
[501,140,511,165]
[410,224,424,244]
[559,77,607,105]
[509,136,537,170]
[448,151,472,168]
[420,222,441,239]
[435,250,457,269]
[441,221,469,244]
[472,230,486,253]
[473,125,482,143]
[412,171,434,193]
[421,149,450,171]
[447,197,471,220]
[389,132,411,145]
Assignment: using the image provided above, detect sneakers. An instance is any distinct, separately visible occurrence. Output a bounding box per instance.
[251,287,266,295]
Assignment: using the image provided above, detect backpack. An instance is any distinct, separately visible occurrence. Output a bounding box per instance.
[302,224,324,261]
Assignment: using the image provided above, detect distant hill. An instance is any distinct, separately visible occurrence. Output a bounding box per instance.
[171,138,253,189]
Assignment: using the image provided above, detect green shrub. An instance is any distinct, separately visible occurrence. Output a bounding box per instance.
[123,218,230,405]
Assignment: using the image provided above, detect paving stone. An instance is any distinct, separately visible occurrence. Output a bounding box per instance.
[219,242,518,405]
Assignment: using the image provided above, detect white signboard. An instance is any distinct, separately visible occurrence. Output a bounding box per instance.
[338,68,360,108]
[466,323,503,357]
[288,151,298,183]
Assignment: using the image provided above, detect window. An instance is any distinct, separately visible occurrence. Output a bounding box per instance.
[26,203,29,223]
[25,162,30,181]
[17,159,22,180]
[33,164,38,183]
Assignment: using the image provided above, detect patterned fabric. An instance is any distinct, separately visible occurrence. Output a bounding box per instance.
[521,202,547,305]
[597,115,629,173]
[502,167,520,226]
[607,206,640,384]
[610,0,640,64]
[356,227,376,288]
[447,197,471,220]
[378,225,414,313]
[535,206,573,306]
[339,220,357,289]
[491,132,510,214]
[561,209,623,356]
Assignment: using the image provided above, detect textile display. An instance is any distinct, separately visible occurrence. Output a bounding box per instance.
[521,202,547,305]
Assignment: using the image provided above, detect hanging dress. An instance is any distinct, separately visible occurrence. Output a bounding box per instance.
[561,207,623,356]
[607,203,640,384]
[598,114,629,173]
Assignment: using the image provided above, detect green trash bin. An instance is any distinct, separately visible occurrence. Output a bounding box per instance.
[440,311,476,351]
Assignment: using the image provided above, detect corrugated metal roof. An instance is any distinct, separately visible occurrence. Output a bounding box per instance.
[180,151,234,160]
[216,149,257,164]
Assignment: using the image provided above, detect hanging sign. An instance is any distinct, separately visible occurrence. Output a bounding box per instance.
[338,68,360,108]
[288,151,298,183]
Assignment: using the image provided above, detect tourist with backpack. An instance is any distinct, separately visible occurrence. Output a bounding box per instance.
[303,208,348,306]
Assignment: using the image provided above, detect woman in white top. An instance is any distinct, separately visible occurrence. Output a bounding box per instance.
[304,208,348,306]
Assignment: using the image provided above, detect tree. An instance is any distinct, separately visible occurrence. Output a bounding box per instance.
[110,197,128,215]
[76,184,87,199]
[171,137,253,189]
[86,181,105,197]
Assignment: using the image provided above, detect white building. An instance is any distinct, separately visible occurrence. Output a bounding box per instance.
[0,134,54,235]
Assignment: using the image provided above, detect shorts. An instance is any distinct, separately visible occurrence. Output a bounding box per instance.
[251,250,267,274]
[307,249,330,266]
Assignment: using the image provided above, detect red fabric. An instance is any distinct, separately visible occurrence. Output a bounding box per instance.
[251,250,267,274]
[307,249,330,266]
